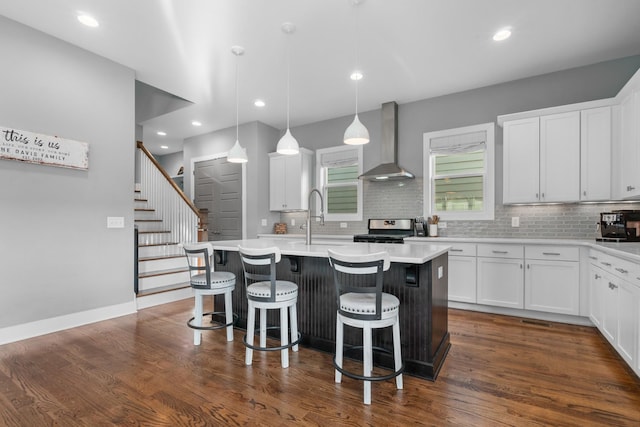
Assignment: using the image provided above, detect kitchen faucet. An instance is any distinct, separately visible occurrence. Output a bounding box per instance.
[305,188,325,245]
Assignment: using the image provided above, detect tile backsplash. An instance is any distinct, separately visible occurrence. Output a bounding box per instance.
[280,178,640,239]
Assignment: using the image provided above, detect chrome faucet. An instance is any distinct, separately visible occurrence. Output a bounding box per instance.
[306,188,325,245]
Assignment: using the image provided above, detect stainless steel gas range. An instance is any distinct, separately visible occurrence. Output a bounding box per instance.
[353,218,415,244]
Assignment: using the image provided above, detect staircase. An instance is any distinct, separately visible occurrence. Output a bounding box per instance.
[135,142,201,309]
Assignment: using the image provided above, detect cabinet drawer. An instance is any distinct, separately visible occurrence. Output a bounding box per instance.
[525,245,579,262]
[477,244,523,259]
[448,243,476,257]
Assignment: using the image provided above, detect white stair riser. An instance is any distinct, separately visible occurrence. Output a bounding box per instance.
[135,222,167,232]
[138,244,183,258]
[134,210,158,221]
[139,256,187,274]
[138,233,174,246]
[139,271,191,292]
[135,200,150,208]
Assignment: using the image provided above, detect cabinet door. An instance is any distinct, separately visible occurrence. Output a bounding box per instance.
[503,118,540,204]
[525,259,580,315]
[269,155,288,210]
[540,111,580,202]
[477,257,524,309]
[448,256,477,303]
[601,272,618,345]
[588,264,604,328]
[619,91,640,198]
[580,107,611,201]
[616,279,639,371]
[283,155,304,209]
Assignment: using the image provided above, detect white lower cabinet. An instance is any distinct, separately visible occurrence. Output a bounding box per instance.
[448,243,477,303]
[524,246,580,315]
[477,244,524,309]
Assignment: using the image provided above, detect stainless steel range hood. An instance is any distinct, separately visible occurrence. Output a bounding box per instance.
[359,101,415,181]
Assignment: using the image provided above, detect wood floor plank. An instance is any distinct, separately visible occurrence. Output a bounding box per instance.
[1,301,639,426]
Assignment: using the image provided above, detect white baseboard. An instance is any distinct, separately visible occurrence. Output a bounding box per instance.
[448,301,594,327]
[0,299,138,345]
[136,287,194,310]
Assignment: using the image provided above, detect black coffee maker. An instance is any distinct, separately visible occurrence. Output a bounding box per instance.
[599,210,640,242]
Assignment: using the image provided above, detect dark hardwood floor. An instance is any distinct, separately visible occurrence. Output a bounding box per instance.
[1,299,639,426]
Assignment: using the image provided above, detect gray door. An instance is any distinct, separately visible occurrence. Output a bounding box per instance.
[194,157,242,241]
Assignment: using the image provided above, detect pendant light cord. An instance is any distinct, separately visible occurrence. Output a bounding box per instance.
[286,34,291,130]
[354,1,360,115]
[235,53,240,141]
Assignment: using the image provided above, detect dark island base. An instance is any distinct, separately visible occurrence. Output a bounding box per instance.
[216,251,450,381]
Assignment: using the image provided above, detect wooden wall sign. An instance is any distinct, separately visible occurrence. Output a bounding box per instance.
[0,125,89,170]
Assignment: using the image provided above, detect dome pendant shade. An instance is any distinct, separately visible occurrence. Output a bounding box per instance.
[277,129,299,155]
[343,114,370,145]
[228,139,248,163]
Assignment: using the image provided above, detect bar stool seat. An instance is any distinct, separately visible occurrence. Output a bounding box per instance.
[328,249,404,405]
[182,242,237,345]
[239,246,301,369]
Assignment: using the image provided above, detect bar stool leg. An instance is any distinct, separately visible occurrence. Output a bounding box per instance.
[194,292,203,345]
[335,316,344,383]
[290,303,299,352]
[280,307,289,368]
[224,291,234,342]
[245,301,256,365]
[363,323,373,405]
[393,317,403,390]
[259,308,267,349]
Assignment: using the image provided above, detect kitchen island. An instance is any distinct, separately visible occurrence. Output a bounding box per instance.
[211,239,451,380]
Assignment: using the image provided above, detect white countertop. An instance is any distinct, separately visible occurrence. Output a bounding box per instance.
[211,238,450,264]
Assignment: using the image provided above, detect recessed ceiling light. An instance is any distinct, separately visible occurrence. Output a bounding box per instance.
[77,13,99,28]
[160,145,169,149]
[350,71,363,81]
[493,28,512,41]
[191,121,202,126]
[254,99,266,107]
[157,131,167,136]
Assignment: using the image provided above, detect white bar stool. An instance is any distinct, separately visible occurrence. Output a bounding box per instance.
[182,242,236,344]
[328,249,404,405]
[239,246,301,368]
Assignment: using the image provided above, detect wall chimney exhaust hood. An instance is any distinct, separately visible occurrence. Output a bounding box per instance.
[359,101,415,181]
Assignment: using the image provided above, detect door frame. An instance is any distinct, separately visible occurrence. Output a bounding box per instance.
[190,152,247,240]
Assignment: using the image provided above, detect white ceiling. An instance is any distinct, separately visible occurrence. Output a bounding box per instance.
[1,0,640,154]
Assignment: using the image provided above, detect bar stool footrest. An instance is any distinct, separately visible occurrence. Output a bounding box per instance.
[243,326,302,352]
[187,311,238,331]
[334,345,404,382]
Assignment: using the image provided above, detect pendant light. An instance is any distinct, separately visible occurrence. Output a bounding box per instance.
[344,0,369,145]
[277,22,300,155]
[227,45,248,163]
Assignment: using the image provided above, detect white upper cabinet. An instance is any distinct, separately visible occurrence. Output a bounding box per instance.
[619,88,640,198]
[540,111,581,202]
[503,111,580,204]
[269,148,313,211]
[580,106,612,201]
[503,117,540,204]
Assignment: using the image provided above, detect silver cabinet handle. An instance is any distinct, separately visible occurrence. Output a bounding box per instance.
[589,256,598,260]
[615,267,628,274]
[520,264,523,269]
[541,192,545,199]
[535,193,539,199]
[583,190,587,196]
[450,248,463,252]
[492,250,508,254]
[542,252,561,256]
[527,264,530,269]
[608,282,618,290]
[627,185,636,191]
[595,274,601,279]
[601,262,612,267]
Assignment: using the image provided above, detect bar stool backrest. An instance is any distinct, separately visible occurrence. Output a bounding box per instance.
[238,246,282,303]
[327,250,391,321]
[183,242,216,289]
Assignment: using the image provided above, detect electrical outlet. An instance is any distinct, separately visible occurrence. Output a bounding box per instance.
[340,222,348,228]
[291,219,296,226]
[439,222,447,229]
[261,219,267,226]
[107,216,124,228]
[511,217,520,227]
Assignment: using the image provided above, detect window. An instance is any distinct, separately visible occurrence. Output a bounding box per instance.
[316,145,363,221]
[423,123,495,220]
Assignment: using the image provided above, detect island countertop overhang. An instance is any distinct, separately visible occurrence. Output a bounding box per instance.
[210,239,450,264]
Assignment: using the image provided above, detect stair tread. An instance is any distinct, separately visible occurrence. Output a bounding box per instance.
[139,254,184,262]
[135,219,163,222]
[137,282,192,297]
[135,208,155,212]
[138,230,171,234]
[139,266,189,279]
[134,198,147,202]
[138,242,180,247]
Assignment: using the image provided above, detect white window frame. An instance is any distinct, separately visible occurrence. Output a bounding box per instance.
[316,145,363,222]
[423,122,495,221]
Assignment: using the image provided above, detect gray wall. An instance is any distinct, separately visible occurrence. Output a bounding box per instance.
[282,55,640,238]
[156,151,184,177]
[0,16,135,328]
